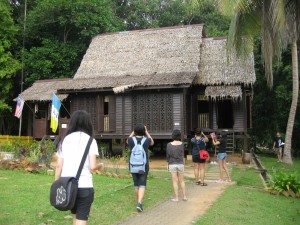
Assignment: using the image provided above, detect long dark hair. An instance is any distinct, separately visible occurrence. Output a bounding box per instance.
[64,110,94,138]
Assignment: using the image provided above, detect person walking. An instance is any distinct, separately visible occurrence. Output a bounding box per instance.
[212,130,232,183]
[191,128,209,186]
[55,110,103,225]
[273,132,285,162]
[166,129,187,202]
[127,124,154,212]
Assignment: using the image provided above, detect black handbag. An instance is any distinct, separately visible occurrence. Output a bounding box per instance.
[50,136,93,211]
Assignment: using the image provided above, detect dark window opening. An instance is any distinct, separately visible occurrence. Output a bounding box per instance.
[104,96,109,115]
[217,100,233,129]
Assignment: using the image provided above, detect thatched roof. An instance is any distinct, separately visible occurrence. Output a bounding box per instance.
[20,25,256,101]
[205,85,242,100]
[74,25,204,79]
[195,37,256,85]
[20,78,71,101]
[59,72,196,93]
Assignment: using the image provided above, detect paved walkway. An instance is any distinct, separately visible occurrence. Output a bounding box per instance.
[113,163,235,225]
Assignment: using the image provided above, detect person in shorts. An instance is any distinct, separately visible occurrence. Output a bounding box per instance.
[212,130,232,183]
[127,124,154,212]
[55,110,103,225]
[166,129,187,202]
[190,128,209,186]
[273,132,284,162]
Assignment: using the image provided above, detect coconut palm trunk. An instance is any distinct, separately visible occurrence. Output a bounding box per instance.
[283,40,299,164]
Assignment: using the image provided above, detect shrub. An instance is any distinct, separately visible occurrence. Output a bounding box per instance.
[268,171,300,198]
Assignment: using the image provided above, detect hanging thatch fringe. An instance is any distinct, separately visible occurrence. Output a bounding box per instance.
[113,84,138,93]
[205,85,242,100]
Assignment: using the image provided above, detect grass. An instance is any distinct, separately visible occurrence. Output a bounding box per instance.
[258,155,300,176]
[0,169,173,225]
[195,185,300,225]
[231,165,264,188]
[195,156,300,225]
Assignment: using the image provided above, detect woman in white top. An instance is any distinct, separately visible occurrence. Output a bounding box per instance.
[55,110,102,225]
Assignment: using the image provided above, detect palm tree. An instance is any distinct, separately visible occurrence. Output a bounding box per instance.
[190,0,298,164]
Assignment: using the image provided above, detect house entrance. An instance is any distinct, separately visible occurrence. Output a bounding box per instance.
[217,100,233,128]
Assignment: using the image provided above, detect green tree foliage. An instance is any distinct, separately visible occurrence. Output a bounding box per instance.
[22,0,124,85]
[0,0,21,112]
[185,0,230,37]
[115,0,186,30]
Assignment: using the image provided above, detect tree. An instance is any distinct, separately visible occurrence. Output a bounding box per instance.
[21,0,124,86]
[0,0,21,115]
[214,0,299,164]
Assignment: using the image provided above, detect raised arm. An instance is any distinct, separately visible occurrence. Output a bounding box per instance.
[145,126,154,146]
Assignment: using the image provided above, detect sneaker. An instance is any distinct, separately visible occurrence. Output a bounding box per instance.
[136,202,143,212]
[216,179,224,183]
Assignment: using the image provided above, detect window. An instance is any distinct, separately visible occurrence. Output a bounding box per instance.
[197,95,209,128]
[98,95,116,132]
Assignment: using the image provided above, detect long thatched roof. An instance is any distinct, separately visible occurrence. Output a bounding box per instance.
[20,78,71,101]
[20,24,256,101]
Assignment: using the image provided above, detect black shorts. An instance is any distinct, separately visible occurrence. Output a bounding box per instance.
[192,155,206,163]
[71,188,94,221]
[132,171,148,189]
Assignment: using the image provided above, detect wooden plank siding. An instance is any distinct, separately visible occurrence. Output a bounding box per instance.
[70,95,97,130]
[124,95,132,135]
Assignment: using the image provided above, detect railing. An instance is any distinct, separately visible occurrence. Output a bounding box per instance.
[104,115,109,132]
[198,113,209,128]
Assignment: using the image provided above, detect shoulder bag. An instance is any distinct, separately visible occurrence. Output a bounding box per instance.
[195,139,209,160]
[50,136,93,211]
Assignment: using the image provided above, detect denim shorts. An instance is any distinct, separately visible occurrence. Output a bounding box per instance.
[217,152,227,160]
[168,164,184,173]
[132,171,148,189]
[71,188,94,221]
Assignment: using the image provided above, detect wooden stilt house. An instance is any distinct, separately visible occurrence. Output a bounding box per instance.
[20,24,255,153]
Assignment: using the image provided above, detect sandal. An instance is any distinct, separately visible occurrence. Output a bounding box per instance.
[195,181,201,185]
[171,198,179,202]
[182,198,188,201]
[200,183,208,186]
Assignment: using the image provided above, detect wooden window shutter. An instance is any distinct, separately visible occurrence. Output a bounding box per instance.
[98,95,104,132]
[109,95,116,132]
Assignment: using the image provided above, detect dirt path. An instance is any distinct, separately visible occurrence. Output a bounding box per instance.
[112,156,239,225]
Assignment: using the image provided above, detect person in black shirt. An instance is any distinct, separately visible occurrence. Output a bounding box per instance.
[190,128,209,186]
[212,130,232,183]
[273,132,284,162]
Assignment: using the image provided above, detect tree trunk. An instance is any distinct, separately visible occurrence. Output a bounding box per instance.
[283,41,299,164]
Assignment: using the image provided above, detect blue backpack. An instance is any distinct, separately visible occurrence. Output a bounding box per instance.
[130,137,147,174]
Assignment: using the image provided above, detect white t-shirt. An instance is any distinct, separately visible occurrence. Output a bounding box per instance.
[57,131,99,188]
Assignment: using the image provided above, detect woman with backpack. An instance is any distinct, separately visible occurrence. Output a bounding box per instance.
[191,128,209,186]
[166,129,187,202]
[127,124,154,212]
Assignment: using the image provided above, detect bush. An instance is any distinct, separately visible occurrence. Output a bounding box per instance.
[268,171,300,198]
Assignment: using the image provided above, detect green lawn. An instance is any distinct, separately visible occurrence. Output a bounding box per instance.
[195,185,300,225]
[195,156,300,225]
[258,155,300,175]
[0,169,173,225]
